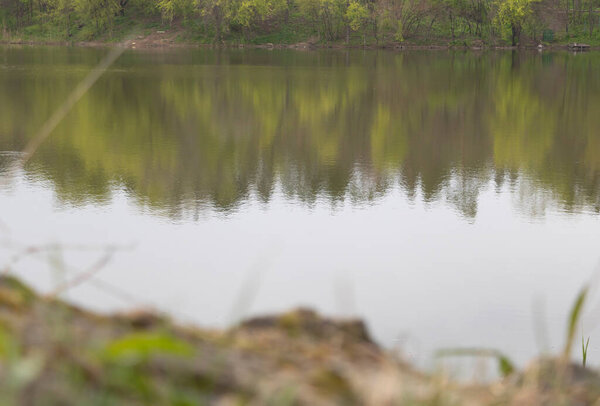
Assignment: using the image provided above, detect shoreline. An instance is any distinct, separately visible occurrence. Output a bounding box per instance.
[0,275,599,405]
[2,37,598,52]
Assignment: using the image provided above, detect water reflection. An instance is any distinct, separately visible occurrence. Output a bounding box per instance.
[1,47,599,220]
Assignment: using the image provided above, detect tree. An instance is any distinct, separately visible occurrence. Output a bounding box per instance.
[495,0,539,45]
[232,0,287,36]
[197,0,236,42]
[157,0,195,24]
[296,0,347,41]
[75,0,121,36]
[346,0,368,34]
[48,0,77,36]
[374,0,433,42]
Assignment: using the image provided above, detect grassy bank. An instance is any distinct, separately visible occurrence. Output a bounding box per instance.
[1,275,599,405]
[1,26,595,50]
[1,21,597,50]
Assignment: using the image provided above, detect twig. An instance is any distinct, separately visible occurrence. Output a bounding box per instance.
[49,248,115,296]
[19,42,131,168]
[0,37,132,191]
[1,242,134,275]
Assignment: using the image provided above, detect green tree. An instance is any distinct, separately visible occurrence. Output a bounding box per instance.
[232,0,287,34]
[157,0,195,24]
[197,0,238,42]
[74,0,121,36]
[346,0,368,32]
[495,0,539,45]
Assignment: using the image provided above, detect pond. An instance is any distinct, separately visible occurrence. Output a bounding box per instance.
[1,46,599,371]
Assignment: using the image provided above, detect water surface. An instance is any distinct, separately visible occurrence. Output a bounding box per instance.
[1,46,600,371]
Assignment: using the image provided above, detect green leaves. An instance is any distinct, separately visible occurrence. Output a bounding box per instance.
[494,0,540,44]
[74,0,121,37]
[345,0,368,32]
[103,332,194,363]
[0,326,45,401]
[498,354,515,376]
[233,0,284,28]
[582,336,590,367]
[157,0,196,24]
[563,286,588,360]
[436,348,516,378]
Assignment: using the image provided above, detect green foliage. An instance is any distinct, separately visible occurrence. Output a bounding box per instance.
[345,0,368,31]
[103,332,194,363]
[564,286,588,359]
[158,0,177,23]
[495,0,540,44]
[376,10,404,42]
[395,20,404,41]
[436,348,516,377]
[158,0,195,24]
[0,326,45,404]
[498,355,515,376]
[434,0,490,40]
[232,0,286,29]
[317,0,348,40]
[75,0,121,37]
[0,0,596,45]
[582,336,590,367]
[248,20,317,43]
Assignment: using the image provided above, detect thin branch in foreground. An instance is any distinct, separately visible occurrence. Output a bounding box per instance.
[19,42,132,168]
[49,248,116,297]
[1,241,134,275]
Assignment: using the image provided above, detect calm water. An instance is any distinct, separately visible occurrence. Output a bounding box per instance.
[1,46,600,370]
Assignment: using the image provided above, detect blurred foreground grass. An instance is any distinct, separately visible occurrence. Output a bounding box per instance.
[1,275,600,405]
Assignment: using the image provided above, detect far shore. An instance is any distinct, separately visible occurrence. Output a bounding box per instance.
[2,36,598,52]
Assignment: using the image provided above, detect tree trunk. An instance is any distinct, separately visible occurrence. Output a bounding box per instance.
[119,0,128,16]
[369,2,377,44]
[214,5,222,44]
[345,0,350,44]
[285,0,290,23]
[428,18,436,40]
[589,0,594,38]
[566,0,570,33]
